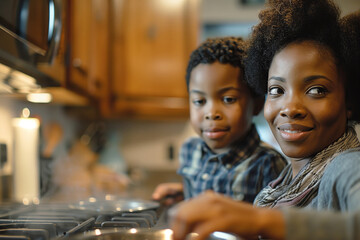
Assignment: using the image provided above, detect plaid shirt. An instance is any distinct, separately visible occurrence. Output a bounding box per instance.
[177,125,288,203]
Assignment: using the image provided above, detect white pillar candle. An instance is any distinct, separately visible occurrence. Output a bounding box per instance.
[12,110,40,204]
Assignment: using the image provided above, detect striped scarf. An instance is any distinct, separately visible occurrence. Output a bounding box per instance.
[254,126,360,208]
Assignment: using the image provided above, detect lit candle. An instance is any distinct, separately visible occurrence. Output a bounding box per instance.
[12,108,40,204]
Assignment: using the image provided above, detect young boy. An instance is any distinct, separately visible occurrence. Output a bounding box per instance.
[152,37,287,204]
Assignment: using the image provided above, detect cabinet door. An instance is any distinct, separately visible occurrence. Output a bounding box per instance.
[109,0,200,119]
[68,0,109,99]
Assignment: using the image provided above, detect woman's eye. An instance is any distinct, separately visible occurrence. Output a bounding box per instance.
[268,87,284,96]
[307,86,328,97]
[192,99,205,106]
[223,96,236,104]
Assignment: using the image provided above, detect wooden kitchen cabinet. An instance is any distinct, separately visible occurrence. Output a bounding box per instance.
[103,0,200,119]
[67,0,110,100]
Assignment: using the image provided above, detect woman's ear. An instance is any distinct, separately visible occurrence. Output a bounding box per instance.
[253,95,265,116]
[347,109,353,119]
[346,96,354,120]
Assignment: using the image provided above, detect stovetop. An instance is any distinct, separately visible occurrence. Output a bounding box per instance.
[0,200,167,240]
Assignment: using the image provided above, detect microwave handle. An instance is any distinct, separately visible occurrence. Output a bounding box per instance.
[44,0,62,64]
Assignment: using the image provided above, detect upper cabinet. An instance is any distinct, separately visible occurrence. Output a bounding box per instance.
[67,0,110,100]
[63,0,200,119]
[102,0,200,119]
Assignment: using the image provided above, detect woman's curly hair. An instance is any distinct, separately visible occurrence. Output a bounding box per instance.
[185,37,258,96]
[340,11,360,121]
[244,0,342,92]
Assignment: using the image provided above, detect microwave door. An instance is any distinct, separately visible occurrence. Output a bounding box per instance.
[0,0,62,63]
[37,0,62,64]
[0,0,63,91]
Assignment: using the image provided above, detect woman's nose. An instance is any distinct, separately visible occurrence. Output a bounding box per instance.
[279,97,307,119]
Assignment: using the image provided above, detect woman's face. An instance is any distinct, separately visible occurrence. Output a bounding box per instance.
[264,41,348,158]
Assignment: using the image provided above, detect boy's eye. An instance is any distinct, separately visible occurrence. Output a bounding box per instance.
[307,86,328,97]
[268,86,284,96]
[192,99,205,106]
[223,96,237,104]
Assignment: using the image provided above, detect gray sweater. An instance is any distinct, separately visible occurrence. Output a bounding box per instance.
[283,149,360,240]
[284,208,360,240]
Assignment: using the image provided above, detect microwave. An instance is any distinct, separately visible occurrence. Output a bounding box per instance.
[0,0,64,93]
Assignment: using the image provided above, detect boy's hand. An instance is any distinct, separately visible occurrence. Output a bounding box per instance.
[152,182,184,206]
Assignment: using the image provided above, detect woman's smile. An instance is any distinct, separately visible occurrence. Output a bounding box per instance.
[277,123,314,142]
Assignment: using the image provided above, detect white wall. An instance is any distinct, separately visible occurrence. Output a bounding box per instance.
[201,0,263,23]
[333,0,360,16]
[201,0,360,24]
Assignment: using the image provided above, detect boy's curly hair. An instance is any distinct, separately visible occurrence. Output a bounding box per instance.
[185,37,258,96]
[340,11,360,121]
[244,0,342,93]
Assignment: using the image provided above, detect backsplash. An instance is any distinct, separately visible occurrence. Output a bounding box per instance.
[0,97,80,176]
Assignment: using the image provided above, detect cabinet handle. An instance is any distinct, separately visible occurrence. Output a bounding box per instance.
[147,26,157,40]
[72,58,102,90]
[72,58,88,76]
[94,79,102,89]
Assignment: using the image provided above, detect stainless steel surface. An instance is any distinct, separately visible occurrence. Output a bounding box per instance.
[69,228,241,240]
[68,195,160,214]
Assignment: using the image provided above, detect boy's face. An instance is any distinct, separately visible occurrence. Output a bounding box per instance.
[189,62,260,154]
[265,41,347,158]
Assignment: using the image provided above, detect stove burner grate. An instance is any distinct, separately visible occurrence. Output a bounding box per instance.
[0,203,164,240]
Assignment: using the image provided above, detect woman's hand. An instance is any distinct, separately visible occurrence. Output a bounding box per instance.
[152,182,184,206]
[168,191,285,240]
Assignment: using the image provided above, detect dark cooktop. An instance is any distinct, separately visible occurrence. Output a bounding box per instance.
[0,200,167,240]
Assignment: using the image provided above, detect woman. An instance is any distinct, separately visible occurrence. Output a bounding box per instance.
[169,1,360,239]
[245,0,360,210]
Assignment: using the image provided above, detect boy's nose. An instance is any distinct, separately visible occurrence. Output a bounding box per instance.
[205,112,222,120]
